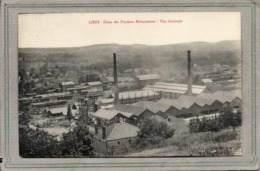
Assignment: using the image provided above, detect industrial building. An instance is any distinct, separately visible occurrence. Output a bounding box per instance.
[143,82,206,99]
[47,105,79,117]
[95,98,115,109]
[47,106,67,117]
[201,78,214,86]
[60,81,75,92]
[91,122,140,154]
[157,91,242,118]
[91,109,137,127]
[34,92,73,102]
[112,104,154,123]
[80,81,104,99]
[66,85,89,93]
[135,74,160,86]
[31,100,67,108]
[87,81,103,91]
[106,76,136,88]
[132,101,171,117]
[111,90,160,104]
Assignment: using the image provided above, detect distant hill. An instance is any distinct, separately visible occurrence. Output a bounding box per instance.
[19,40,241,69]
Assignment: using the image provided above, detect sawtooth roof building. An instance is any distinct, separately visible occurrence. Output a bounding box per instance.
[157,90,242,118]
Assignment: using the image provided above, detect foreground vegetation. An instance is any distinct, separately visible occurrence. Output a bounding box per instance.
[126,127,241,157]
[19,108,242,157]
[19,112,94,158]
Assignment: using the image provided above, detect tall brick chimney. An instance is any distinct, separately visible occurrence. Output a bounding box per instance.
[102,126,106,139]
[187,50,192,96]
[94,124,98,135]
[113,53,119,104]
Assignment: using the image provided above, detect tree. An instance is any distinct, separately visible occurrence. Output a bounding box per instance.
[188,107,242,133]
[67,105,73,122]
[219,107,241,130]
[19,127,61,158]
[60,122,94,157]
[135,118,175,148]
[19,122,94,158]
[19,112,31,127]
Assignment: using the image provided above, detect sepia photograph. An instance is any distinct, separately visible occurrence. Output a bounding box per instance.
[18,12,242,158]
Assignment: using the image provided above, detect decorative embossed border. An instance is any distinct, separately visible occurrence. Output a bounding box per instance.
[0,1,258,170]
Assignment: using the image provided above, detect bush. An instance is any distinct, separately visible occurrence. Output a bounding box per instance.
[60,121,94,157]
[19,121,94,158]
[189,107,241,133]
[134,118,175,149]
[169,128,241,156]
[19,127,61,158]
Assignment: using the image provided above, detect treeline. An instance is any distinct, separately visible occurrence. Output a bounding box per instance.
[19,113,94,158]
[189,108,241,133]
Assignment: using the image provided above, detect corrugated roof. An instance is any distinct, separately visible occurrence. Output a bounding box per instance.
[99,98,114,104]
[158,96,217,110]
[133,101,171,113]
[143,86,185,94]
[202,78,213,83]
[92,109,118,120]
[106,122,140,141]
[144,82,206,95]
[198,90,241,102]
[61,81,75,86]
[136,74,160,81]
[158,91,241,111]
[87,81,102,86]
[112,90,159,100]
[92,109,133,120]
[113,104,148,116]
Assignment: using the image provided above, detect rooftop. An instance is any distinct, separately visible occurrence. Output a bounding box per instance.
[87,81,103,86]
[92,109,133,120]
[35,92,71,99]
[158,91,241,110]
[111,90,159,100]
[61,81,75,86]
[113,104,148,116]
[95,122,140,141]
[96,98,115,105]
[133,101,171,113]
[143,82,206,95]
[48,107,67,115]
[202,78,213,83]
[136,74,160,81]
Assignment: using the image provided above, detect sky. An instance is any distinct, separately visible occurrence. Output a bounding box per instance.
[18,12,241,48]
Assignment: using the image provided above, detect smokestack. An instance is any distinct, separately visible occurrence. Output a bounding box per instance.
[187,50,192,96]
[94,124,98,135]
[102,126,106,139]
[113,53,119,104]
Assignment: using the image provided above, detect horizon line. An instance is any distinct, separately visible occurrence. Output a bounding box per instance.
[19,39,241,49]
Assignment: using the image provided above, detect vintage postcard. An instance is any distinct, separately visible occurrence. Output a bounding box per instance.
[18,12,242,158]
[1,0,259,170]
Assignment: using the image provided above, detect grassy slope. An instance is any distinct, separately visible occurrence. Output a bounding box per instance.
[125,127,241,157]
